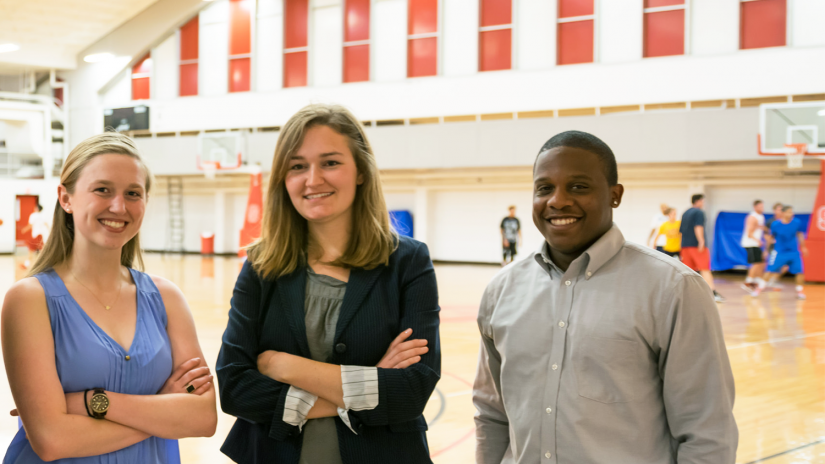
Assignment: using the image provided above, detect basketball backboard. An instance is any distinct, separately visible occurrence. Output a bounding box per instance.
[759,101,825,157]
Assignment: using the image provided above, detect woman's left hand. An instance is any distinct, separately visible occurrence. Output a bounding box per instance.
[258,350,291,382]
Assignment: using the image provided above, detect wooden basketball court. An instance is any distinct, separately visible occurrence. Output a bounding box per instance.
[0,253,824,463]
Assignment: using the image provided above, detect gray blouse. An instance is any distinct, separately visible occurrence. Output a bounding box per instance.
[299,268,346,464]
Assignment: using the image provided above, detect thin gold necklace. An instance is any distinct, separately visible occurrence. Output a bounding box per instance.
[70,270,123,311]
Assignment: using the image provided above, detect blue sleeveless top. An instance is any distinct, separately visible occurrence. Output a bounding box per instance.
[3,268,180,464]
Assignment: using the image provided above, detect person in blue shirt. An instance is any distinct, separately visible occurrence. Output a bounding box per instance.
[756,205,808,299]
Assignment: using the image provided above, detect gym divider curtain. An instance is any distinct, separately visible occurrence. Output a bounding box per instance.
[712,212,810,271]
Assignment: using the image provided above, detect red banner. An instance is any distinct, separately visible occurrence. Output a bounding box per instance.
[238,170,263,257]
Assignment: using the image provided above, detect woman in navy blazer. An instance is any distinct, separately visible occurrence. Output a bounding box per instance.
[216,104,441,464]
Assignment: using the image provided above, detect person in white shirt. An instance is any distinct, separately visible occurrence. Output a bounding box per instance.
[647,203,669,251]
[22,203,51,269]
[740,200,766,294]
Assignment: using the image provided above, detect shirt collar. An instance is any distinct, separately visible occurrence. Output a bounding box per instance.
[533,224,626,280]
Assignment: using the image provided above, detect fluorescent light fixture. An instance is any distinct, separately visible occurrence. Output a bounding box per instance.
[0,43,20,54]
[84,52,115,63]
[818,109,825,116]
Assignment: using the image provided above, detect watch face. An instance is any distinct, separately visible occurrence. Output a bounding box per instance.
[90,393,109,413]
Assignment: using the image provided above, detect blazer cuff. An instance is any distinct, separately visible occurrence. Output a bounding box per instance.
[339,365,379,434]
[283,386,318,432]
[268,382,300,441]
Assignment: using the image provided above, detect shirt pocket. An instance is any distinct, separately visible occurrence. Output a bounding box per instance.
[573,336,648,404]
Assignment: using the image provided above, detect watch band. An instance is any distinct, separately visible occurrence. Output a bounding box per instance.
[84,389,92,417]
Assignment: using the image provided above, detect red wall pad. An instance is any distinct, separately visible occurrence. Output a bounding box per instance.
[740,0,786,49]
[344,45,370,83]
[285,0,309,87]
[132,54,151,100]
[558,20,594,65]
[284,52,308,87]
[479,29,511,71]
[803,160,825,282]
[559,0,593,18]
[408,38,437,77]
[644,9,684,57]
[344,0,370,82]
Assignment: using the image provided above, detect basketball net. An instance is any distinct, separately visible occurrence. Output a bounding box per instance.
[201,161,219,180]
[783,143,807,169]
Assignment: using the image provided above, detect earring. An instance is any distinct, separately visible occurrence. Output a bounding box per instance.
[613,201,618,206]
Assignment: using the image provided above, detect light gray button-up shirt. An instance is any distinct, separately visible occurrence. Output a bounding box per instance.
[474,225,737,464]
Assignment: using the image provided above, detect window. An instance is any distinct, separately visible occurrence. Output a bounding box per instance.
[285,0,309,87]
[740,0,786,49]
[180,16,199,96]
[557,0,594,65]
[229,0,252,92]
[344,0,371,82]
[407,0,438,77]
[643,0,685,58]
[132,54,151,101]
[479,0,512,71]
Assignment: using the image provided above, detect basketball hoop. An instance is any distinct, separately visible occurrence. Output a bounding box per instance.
[200,161,219,180]
[783,143,808,169]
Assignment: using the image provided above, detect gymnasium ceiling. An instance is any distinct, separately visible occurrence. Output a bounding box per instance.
[0,0,160,73]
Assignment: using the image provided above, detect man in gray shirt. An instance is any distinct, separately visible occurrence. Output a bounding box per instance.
[473,131,737,464]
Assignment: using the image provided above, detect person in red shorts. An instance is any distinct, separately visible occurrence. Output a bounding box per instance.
[680,194,725,303]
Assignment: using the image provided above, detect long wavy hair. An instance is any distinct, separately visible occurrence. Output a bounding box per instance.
[27,132,153,277]
[247,104,397,279]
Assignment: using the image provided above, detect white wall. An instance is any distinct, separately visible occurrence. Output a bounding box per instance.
[200,0,229,97]
[792,0,825,47]
[599,0,643,63]
[153,34,179,100]
[311,0,344,87]
[373,0,407,82]
[517,0,555,70]
[442,0,478,76]
[101,72,132,108]
[691,0,739,56]
[257,0,284,92]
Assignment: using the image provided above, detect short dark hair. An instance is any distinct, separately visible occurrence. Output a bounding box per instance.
[537,130,618,186]
[691,194,704,204]
[781,205,793,212]
[36,203,43,211]
[753,200,763,206]
[773,202,783,210]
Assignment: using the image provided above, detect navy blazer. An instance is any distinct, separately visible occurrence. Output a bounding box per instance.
[217,236,441,464]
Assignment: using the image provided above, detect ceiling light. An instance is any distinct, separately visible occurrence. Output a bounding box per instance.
[84,52,115,63]
[818,109,825,116]
[0,43,20,54]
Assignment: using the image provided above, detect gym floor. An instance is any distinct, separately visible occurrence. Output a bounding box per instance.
[0,253,823,463]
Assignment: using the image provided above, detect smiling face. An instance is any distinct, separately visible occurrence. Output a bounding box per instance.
[532,146,623,266]
[59,154,147,251]
[285,124,363,227]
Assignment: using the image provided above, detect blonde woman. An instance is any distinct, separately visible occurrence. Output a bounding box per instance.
[217,104,441,464]
[2,132,217,463]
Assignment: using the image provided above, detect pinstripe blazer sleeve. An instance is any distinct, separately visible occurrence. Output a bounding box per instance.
[216,260,298,441]
[346,241,441,429]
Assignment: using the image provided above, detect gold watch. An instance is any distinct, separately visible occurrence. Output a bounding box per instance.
[89,388,110,419]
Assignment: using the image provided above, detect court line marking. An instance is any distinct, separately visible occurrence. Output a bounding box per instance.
[430,427,476,458]
[427,388,447,428]
[726,331,825,350]
[446,389,473,398]
[742,437,825,463]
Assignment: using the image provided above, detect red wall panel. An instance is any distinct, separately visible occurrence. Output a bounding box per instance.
[344,45,370,82]
[559,0,593,18]
[345,0,370,42]
[229,58,251,92]
[132,78,150,101]
[558,20,594,65]
[479,29,511,71]
[285,0,309,49]
[284,52,308,87]
[644,0,684,7]
[181,16,199,61]
[133,54,152,76]
[644,9,684,57]
[480,0,511,27]
[740,0,786,49]
[408,0,438,34]
[180,63,198,96]
[230,0,252,55]
[408,37,437,77]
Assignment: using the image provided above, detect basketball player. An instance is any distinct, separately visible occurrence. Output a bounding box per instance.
[500,206,521,266]
[680,194,725,303]
[741,200,766,294]
[647,203,669,251]
[756,205,808,300]
[762,202,786,291]
[654,207,680,258]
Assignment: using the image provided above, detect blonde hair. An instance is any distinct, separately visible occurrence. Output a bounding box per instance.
[247,104,397,279]
[27,132,153,277]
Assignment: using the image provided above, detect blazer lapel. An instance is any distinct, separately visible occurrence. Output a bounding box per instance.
[335,265,384,341]
[277,268,312,358]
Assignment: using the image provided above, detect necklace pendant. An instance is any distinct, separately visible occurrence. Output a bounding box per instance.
[105,305,111,310]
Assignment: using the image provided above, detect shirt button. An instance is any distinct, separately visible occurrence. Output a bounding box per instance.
[545,452,552,459]
[543,258,549,264]
[552,363,558,370]
[335,343,347,354]
[587,271,592,277]
[546,407,552,414]
[125,355,130,361]
[565,280,571,286]
[558,321,566,328]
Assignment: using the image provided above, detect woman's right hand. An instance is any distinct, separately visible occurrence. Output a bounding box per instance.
[158,357,213,395]
[377,329,429,369]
